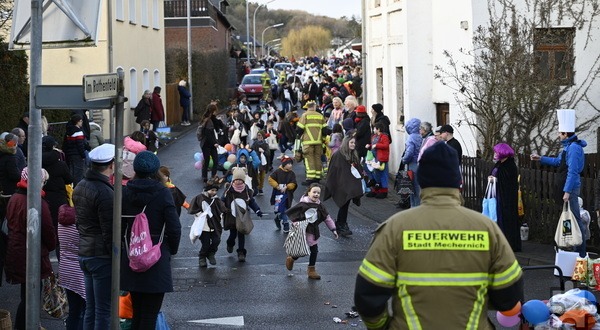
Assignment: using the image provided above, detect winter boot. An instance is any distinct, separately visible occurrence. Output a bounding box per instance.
[226,243,234,253]
[198,256,208,267]
[207,253,217,265]
[307,266,321,280]
[375,188,388,199]
[366,187,379,198]
[342,223,353,236]
[237,249,247,262]
[286,256,295,271]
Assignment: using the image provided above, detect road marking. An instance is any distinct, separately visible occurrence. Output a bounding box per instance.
[188,316,244,326]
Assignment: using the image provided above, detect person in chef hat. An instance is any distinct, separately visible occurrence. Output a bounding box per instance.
[530,109,587,257]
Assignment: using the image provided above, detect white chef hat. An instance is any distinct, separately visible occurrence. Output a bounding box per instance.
[557,109,576,133]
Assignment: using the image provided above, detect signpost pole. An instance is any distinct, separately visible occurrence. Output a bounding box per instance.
[26,0,43,328]
[110,71,126,330]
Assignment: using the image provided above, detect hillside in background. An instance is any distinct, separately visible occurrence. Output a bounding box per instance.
[227,0,361,54]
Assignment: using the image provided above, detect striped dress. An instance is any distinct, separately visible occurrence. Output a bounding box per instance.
[58,221,86,300]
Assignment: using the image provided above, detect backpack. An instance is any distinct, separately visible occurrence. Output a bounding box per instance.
[196,122,205,141]
[124,205,165,272]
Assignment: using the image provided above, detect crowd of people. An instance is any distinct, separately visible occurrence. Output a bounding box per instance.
[0,54,594,329]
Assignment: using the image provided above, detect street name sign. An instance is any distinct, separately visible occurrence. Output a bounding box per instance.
[83,73,119,101]
[35,85,113,109]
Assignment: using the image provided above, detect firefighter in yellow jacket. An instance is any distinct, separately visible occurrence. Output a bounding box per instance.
[296,101,327,185]
[354,141,523,330]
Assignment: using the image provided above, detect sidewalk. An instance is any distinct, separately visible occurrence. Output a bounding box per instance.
[160,120,558,267]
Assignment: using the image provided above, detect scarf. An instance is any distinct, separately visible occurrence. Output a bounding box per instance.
[232,180,246,193]
[16,180,46,197]
[331,108,343,122]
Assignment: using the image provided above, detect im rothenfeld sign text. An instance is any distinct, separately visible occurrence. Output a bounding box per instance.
[83,73,119,101]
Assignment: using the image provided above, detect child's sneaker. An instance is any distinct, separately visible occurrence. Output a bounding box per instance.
[207,253,217,265]
[258,189,264,196]
[283,222,290,233]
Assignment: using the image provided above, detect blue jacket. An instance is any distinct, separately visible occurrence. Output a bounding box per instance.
[177,85,191,107]
[402,118,423,164]
[540,135,587,193]
[237,148,260,170]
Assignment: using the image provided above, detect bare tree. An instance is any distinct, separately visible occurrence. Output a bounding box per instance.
[0,0,12,35]
[435,0,600,159]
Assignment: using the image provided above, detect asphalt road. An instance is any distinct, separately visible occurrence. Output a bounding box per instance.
[0,121,593,329]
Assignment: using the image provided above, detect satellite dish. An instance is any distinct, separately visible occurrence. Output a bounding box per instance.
[9,0,102,50]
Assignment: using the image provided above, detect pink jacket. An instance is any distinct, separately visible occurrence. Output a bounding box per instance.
[122,136,147,180]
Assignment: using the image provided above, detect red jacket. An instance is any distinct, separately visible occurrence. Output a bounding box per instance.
[373,133,391,163]
[5,187,56,284]
[151,92,165,122]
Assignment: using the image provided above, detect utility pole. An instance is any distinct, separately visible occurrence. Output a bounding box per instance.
[26,0,43,328]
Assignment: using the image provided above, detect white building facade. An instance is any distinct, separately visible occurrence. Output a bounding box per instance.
[39,0,167,136]
[364,0,600,171]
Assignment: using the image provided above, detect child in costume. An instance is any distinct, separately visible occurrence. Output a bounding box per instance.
[159,166,189,217]
[188,182,228,267]
[268,156,297,233]
[222,168,263,262]
[285,183,338,279]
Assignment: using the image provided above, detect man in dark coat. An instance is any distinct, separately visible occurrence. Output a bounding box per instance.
[73,143,115,330]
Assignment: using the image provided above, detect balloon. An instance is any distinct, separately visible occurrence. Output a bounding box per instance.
[496,311,521,327]
[223,161,232,170]
[194,152,202,162]
[522,300,550,325]
[500,301,522,317]
[194,161,202,170]
[575,290,597,304]
[227,154,237,164]
[225,144,234,152]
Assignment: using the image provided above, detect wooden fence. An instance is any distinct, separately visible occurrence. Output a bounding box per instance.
[461,156,598,250]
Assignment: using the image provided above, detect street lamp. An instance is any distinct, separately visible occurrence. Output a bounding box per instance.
[268,43,282,55]
[261,23,284,57]
[264,38,281,48]
[253,0,276,56]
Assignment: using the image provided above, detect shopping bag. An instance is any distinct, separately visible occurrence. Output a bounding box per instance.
[555,201,583,248]
[482,178,497,222]
[189,201,212,244]
[119,291,133,319]
[394,161,414,196]
[233,199,254,235]
[156,311,170,330]
[554,249,580,277]
[41,273,69,318]
[283,220,310,258]
[274,193,287,213]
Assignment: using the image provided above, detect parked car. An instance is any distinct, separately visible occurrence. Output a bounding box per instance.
[273,62,293,73]
[237,74,263,102]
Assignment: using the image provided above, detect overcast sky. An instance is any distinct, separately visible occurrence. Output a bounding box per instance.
[264,0,361,20]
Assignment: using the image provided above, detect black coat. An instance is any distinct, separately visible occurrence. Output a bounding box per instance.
[42,149,73,227]
[134,97,152,124]
[354,116,372,159]
[188,193,228,237]
[0,143,20,195]
[323,152,364,207]
[492,157,521,252]
[120,178,182,293]
[73,169,114,257]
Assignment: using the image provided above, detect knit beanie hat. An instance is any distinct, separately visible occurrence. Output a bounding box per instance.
[281,156,293,167]
[355,105,367,114]
[42,136,57,152]
[21,167,49,183]
[232,167,246,182]
[372,103,383,113]
[417,141,461,189]
[133,151,160,175]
